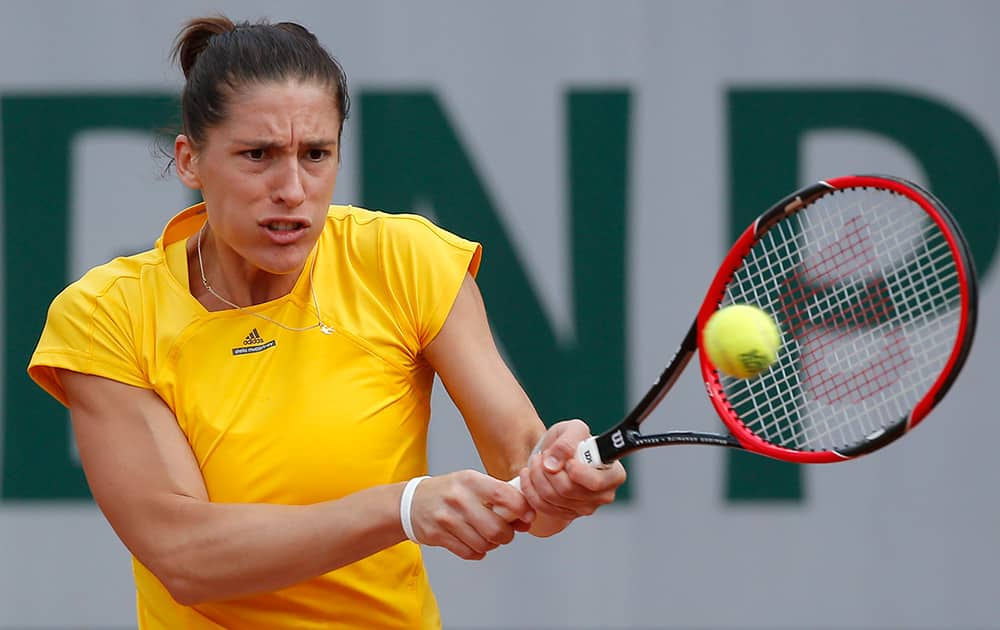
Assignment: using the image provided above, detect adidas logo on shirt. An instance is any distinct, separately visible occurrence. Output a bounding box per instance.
[232,328,276,356]
[243,328,265,346]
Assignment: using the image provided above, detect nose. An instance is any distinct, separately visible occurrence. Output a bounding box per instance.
[271,157,306,208]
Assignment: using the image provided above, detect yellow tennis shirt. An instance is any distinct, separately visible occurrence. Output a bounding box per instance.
[28,203,482,629]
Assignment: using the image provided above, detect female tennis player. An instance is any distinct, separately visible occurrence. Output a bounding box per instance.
[26,15,625,629]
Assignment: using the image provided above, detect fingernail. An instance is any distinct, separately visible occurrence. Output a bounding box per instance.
[524,510,535,523]
[544,455,560,471]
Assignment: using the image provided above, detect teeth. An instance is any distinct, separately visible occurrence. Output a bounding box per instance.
[267,222,300,231]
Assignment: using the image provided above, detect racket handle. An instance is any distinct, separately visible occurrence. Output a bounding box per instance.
[502,435,602,493]
[573,435,604,468]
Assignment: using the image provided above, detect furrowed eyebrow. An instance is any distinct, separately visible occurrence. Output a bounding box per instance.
[234,139,280,150]
[234,138,338,149]
[304,138,338,148]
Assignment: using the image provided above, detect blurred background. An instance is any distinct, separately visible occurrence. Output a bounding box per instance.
[1,1,997,628]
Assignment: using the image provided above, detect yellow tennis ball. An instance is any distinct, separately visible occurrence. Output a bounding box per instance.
[702,304,781,379]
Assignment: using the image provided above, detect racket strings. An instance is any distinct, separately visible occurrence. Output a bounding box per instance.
[719,187,962,452]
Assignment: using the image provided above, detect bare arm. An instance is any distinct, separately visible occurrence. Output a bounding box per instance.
[59,369,531,605]
[424,274,626,536]
[423,274,545,481]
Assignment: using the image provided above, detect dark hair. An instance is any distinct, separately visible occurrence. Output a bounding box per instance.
[171,15,350,147]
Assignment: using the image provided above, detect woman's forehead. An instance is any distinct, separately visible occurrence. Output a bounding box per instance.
[215,80,343,139]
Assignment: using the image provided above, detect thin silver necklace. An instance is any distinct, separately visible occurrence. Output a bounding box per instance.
[196,223,334,335]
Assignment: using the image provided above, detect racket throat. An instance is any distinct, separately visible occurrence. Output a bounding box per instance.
[638,431,743,450]
[593,429,744,461]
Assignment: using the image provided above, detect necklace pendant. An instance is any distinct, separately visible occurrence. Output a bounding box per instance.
[320,324,334,335]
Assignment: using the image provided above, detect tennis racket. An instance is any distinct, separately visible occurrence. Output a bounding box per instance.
[518,174,977,477]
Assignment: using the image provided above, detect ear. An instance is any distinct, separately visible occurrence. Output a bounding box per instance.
[174,134,202,190]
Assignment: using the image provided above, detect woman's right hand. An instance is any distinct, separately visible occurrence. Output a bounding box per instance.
[407,470,534,560]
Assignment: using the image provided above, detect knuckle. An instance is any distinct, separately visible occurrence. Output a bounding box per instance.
[538,488,569,510]
[468,537,493,555]
[442,493,463,510]
[493,531,514,546]
[431,507,459,530]
[543,503,576,519]
[457,547,478,560]
[575,475,602,493]
[550,475,575,496]
[486,524,514,546]
[487,484,508,506]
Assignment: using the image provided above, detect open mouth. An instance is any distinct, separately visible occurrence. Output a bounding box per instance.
[264,221,307,232]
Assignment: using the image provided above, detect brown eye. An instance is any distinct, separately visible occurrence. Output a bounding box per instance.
[307,149,329,162]
[245,149,266,161]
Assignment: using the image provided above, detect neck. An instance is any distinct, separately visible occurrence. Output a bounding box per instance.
[190,224,304,309]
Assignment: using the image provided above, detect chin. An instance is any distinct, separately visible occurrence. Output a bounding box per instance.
[270,257,311,276]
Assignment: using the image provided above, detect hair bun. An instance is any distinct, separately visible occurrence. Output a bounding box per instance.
[171,15,237,79]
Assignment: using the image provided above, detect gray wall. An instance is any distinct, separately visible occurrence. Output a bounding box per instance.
[1,1,998,628]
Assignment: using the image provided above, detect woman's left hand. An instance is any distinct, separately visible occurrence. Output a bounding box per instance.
[516,419,627,537]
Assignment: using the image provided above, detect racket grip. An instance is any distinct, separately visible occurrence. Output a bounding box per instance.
[502,435,603,493]
[573,435,604,468]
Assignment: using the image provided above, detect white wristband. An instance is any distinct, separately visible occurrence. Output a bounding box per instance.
[400,475,430,543]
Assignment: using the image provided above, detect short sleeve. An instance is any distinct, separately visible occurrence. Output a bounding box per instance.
[28,271,150,407]
[376,214,482,351]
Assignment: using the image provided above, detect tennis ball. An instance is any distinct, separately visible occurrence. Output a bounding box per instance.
[702,304,781,379]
